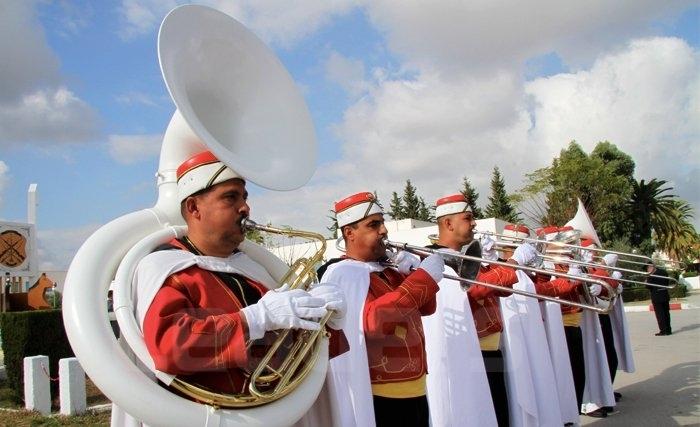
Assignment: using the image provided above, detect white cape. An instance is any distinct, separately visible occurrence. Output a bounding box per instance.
[580,310,615,412]
[423,266,497,427]
[500,271,563,427]
[540,301,580,425]
[320,259,380,427]
[610,296,635,373]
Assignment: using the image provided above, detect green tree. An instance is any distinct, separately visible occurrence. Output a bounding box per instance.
[518,141,633,243]
[402,180,422,220]
[628,178,678,246]
[654,200,699,262]
[417,197,435,222]
[460,177,483,219]
[484,166,521,223]
[389,191,405,219]
[326,209,339,238]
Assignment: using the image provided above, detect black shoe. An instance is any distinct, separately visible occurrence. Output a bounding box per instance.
[614,391,622,402]
[585,409,608,418]
[602,406,615,413]
[655,331,668,336]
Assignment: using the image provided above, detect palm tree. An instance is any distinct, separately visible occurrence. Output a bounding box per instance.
[628,179,678,246]
[653,200,698,262]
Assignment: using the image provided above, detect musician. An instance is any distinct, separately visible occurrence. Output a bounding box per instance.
[135,151,348,396]
[422,194,504,426]
[318,191,444,427]
[647,262,672,336]
[533,226,591,415]
[590,253,621,414]
[427,197,537,427]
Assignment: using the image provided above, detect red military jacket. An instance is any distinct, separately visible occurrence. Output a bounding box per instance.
[468,264,518,339]
[588,267,620,298]
[364,267,439,384]
[533,271,582,316]
[143,238,346,395]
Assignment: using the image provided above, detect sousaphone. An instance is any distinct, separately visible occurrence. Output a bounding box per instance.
[63,5,324,426]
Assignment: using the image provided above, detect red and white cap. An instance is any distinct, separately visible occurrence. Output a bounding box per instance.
[536,226,560,241]
[176,151,242,202]
[435,194,471,219]
[503,224,531,240]
[335,192,383,228]
[580,238,598,248]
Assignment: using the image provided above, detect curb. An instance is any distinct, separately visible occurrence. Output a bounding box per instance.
[624,303,696,312]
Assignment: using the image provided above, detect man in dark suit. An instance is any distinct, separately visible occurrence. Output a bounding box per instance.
[646,263,672,336]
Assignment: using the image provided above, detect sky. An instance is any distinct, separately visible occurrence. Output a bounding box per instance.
[0,0,698,271]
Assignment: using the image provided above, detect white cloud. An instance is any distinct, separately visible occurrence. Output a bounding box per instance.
[0,1,60,102]
[0,161,9,211]
[0,1,101,148]
[118,0,357,47]
[0,87,100,147]
[364,0,693,74]
[115,91,159,107]
[118,0,180,39]
[248,36,699,234]
[525,37,700,222]
[37,224,101,271]
[324,51,368,97]
[108,134,163,164]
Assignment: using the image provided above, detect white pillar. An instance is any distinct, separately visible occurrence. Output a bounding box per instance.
[24,355,50,415]
[59,357,86,415]
[27,183,38,225]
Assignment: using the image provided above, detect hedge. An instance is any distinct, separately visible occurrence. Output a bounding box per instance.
[622,283,688,302]
[0,310,74,403]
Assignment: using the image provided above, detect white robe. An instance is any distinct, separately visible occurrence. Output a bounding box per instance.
[580,310,615,413]
[422,266,497,427]
[320,259,380,427]
[540,301,580,425]
[610,295,635,373]
[500,271,563,427]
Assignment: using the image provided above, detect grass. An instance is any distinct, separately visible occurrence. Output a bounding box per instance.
[0,375,111,426]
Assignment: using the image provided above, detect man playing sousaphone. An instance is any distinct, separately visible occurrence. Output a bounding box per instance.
[135,151,348,397]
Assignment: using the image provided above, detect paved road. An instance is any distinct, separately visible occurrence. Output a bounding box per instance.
[581,293,700,426]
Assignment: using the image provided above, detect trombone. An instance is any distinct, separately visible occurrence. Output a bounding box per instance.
[374,239,617,314]
[490,239,677,290]
[476,230,654,274]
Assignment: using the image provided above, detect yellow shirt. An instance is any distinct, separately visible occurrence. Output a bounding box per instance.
[371,375,427,398]
[479,332,501,351]
[563,312,582,327]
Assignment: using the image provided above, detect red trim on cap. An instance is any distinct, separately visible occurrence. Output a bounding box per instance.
[558,225,574,232]
[436,193,467,206]
[176,151,220,179]
[505,224,530,234]
[335,192,376,212]
[536,226,559,236]
[580,238,595,247]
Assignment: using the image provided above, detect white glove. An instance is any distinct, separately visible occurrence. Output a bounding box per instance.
[616,283,624,295]
[309,283,347,330]
[241,285,327,340]
[611,271,622,280]
[588,284,602,297]
[418,253,444,283]
[391,250,421,274]
[567,264,583,277]
[510,243,538,266]
[581,249,594,264]
[480,236,499,262]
